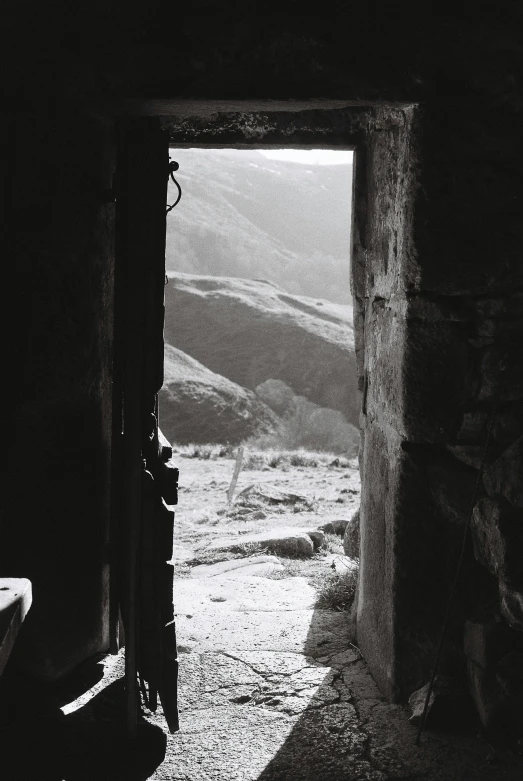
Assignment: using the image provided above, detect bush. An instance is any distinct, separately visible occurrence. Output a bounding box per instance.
[254,379,360,455]
[178,443,234,459]
[316,568,358,611]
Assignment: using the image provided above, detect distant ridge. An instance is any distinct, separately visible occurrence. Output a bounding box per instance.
[165,148,353,305]
[163,273,359,427]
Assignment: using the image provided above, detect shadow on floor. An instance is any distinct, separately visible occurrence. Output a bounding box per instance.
[253,605,366,781]
[249,603,523,781]
[0,663,166,781]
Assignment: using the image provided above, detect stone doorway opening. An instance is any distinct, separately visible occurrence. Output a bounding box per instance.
[159,143,360,593]
[3,97,523,779]
[151,99,419,700]
[157,144,366,759]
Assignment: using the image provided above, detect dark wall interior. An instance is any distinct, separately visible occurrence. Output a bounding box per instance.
[1,108,116,679]
[1,1,522,736]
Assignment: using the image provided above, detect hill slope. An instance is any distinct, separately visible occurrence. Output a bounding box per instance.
[165,148,353,305]
[160,345,278,445]
[163,273,359,427]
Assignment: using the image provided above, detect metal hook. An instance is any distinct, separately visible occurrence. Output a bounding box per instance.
[166,158,182,214]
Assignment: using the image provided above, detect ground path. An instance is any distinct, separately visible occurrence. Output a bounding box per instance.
[144,450,523,780]
[2,450,523,779]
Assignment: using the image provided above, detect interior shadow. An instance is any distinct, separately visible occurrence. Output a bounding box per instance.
[0,662,166,781]
[254,601,362,781]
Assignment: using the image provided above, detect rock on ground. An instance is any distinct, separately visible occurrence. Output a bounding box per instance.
[343,507,360,558]
[320,519,350,536]
[205,528,315,558]
[190,555,283,579]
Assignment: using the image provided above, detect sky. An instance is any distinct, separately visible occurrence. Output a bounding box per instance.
[259,149,353,165]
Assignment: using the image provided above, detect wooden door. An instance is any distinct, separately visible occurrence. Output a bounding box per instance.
[112,118,179,736]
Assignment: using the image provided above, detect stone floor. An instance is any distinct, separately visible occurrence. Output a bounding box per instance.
[4,566,521,780]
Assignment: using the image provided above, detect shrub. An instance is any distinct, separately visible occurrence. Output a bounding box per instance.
[320,533,344,555]
[316,568,358,611]
[179,443,234,459]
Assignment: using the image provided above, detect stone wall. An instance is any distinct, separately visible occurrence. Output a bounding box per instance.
[1,2,522,736]
[353,94,523,722]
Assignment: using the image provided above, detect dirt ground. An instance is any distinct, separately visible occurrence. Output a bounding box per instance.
[170,446,360,568]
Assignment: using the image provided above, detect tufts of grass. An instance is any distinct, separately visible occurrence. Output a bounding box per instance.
[234,541,267,557]
[329,456,352,469]
[193,510,220,525]
[268,453,285,469]
[289,452,319,468]
[174,442,358,471]
[187,541,266,567]
[241,452,268,470]
[178,443,234,460]
[320,532,344,555]
[240,446,355,472]
[172,562,192,579]
[186,549,246,567]
[266,558,309,580]
[315,568,358,612]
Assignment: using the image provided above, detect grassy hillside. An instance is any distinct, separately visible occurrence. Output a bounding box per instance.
[160,344,278,445]
[163,273,359,427]
[165,148,353,305]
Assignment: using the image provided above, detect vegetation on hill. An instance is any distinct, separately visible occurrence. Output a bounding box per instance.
[165,148,353,305]
[163,273,359,427]
[160,344,277,445]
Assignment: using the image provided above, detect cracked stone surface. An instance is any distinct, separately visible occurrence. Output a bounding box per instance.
[145,573,523,779]
[8,568,522,779]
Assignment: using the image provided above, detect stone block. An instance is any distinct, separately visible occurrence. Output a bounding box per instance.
[207,529,315,558]
[173,575,316,614]
[319,519,349,537]
[343,508,360,558]
[364,303,474,442]
[402,318,472,442]
[427,459,478,527]
[492,405,523,448]
[408,674,468,729]
[362,303,404,435]
[191,555,283,579]
[457,406,523,449]
[306,530,324,551]
[446,445,485,469]
[475,294,523,321]
[356,424,447,700]
[330,555,359,575]
[456,411,488,445]
[471,498,523,583]
[476,322,523,403]
[463,615,512,670]
[467,660,506,729]
[496,651,523,701]
[500,582,523,632]
[483,436,523,508]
